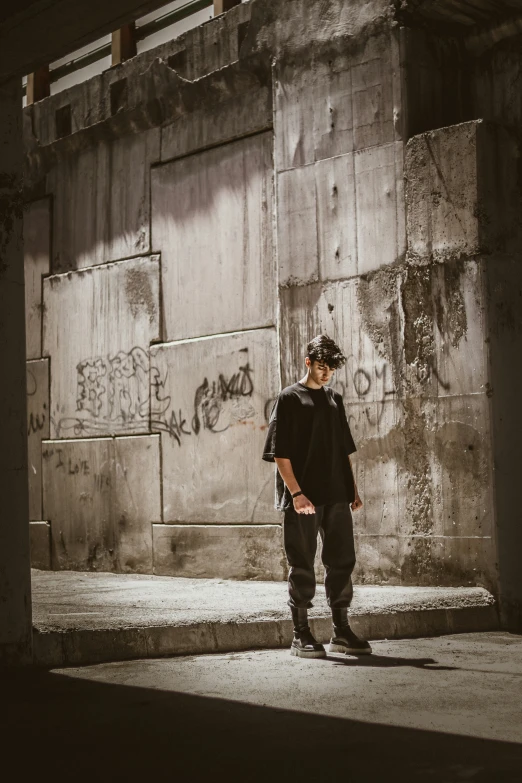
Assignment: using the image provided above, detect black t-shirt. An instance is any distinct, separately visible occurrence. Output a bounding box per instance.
[262,382,357,511]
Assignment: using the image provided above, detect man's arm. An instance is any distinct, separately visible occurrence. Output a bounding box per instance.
[348,454,363,511]
[274,457,315,515]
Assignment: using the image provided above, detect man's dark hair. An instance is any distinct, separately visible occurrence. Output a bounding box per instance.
[306,334,346,370]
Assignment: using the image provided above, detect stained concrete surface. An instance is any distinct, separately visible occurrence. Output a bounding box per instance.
[3,633,522,782]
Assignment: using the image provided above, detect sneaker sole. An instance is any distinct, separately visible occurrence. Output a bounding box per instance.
[290,646,327,659]
[329,642,373,655]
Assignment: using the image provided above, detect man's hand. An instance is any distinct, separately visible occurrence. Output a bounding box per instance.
[351,494,363,512]
[294,493,316,515]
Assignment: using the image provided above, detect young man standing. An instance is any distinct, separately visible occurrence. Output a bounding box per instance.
[262,334,371,658]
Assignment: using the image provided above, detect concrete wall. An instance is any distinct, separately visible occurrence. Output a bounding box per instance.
[20,0,522,609]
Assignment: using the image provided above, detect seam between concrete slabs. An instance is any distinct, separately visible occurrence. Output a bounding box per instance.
[276,141,401,176]
[45,253,160,281]
[149,324,277,348]
[42,434,161,444]
[157,122,274,166]
[354,534,493,539]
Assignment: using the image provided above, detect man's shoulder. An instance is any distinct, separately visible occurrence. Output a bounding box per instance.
[325,385,343,402]
[278,382,301,399]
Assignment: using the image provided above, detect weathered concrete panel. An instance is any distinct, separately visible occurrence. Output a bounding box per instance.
[274,62,317,171]
[24,198,50,359]
[43,255,160,439]
[47,129,160,272]
[160,87,272,162]
[397,259,488,399]
[353,534,495,588]
[280,142,405,286]
[274,129,405,288]
[274,29,400,172]
[354,141,405,275]
[368,533,494,589]
[280,259,486,401]
[429,260,487,399]
[425,394,494,540]
[152,132,275,341]
[150,328,279,524]
[347,399,402,537]
[153,524,286,580]
[30,522,51,570]
[347,392,495,582]
[277,164,319,286]
[313,66,354,164]
[407,123,480,262]
[406,121,521,262]
[316,153,357,282]
[27,359,50,521]
[279,143,405,283]
[345,394,492,546]
[42,436,160,572]
[351,40,396,151]
[280,278,400,392]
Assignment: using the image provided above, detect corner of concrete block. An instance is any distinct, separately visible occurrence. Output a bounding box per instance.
[30,521,51,570]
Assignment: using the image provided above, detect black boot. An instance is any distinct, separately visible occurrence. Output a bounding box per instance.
[290,607,326,659]
[330,607,372,654]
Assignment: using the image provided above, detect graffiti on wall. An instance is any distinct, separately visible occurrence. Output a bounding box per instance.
[53,347,268,444]
[332,355,450,431]
[151,360,258,446]
[330,359,397,429]
[27,366,47,436]
[53,347,151,437]
[76,347,150,423]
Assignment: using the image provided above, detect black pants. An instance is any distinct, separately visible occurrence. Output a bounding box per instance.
[283,501,356,609]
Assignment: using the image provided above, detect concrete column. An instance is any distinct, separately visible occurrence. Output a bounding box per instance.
[406,120,522,629]
[0,77,32,665]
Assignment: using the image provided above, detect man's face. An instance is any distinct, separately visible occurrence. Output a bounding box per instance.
[306,358,335,385]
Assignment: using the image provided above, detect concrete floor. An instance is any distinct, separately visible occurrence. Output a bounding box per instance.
[31,569,498,666]
[32,570,495,630]
[3,632,522,781]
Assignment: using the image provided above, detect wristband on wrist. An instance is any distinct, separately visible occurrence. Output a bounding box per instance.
[292,490,303,499]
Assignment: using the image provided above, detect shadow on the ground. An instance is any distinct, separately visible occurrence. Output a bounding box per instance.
[325,652,458,671]
[1,667,521,783]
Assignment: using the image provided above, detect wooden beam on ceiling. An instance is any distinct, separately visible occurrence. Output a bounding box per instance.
[26,65,50,104]
[111,22,137,65]
[214,0,241,16]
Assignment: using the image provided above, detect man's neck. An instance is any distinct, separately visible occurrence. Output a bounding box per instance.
[299,373,322,390]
